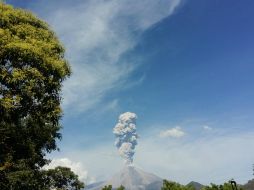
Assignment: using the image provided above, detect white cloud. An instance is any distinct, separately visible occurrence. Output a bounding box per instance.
[203,125,212,131]
[43,158,95,184]
[159,126,185,138]
[38,0,181,113]
[52,145,124,183]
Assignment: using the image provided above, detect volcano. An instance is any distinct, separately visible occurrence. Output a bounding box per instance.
[86,165,163,190]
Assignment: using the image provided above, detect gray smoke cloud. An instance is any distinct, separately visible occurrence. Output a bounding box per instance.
[113,112,138,165]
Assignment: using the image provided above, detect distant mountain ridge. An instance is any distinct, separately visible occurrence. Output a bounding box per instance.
[85,181,105,190]
[187,181,204,190]
[242,179,254,190]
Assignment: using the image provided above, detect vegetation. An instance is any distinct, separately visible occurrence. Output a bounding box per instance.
[44,166,84,190]
[99,180,251,190]
[101,185,125,190]
[117,185,125,190]
[102,185,113,190]
[0,2,84,190]
[202,182,243,190]
[161,180,195,190]
[160,180,245,190]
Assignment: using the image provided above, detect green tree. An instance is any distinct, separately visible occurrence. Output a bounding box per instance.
[201,182,243,190]
[44,166,84,190]
[116,185,125,190]
[101,185,125,190]
[161,180,195,190]
[201,183,222,190]
[102,185,112,190]
[0,2,71,189]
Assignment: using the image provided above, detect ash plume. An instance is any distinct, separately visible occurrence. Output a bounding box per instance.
[113,112,138,165]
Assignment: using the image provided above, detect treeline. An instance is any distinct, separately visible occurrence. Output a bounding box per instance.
[161,180,243,190]
[101,185,125,190]
[101,180,243,190]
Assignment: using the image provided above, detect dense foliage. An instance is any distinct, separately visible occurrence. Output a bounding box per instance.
[45,166,84,190]
[0,3,82,190]
[202,182,243,190]
[161,180,195,190]
[102,185,113,190]
[101,185,125,190]
[116,185,125,190]
[161,180,245,190]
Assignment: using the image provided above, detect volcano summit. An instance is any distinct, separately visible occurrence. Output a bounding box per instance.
[86,165,163,190]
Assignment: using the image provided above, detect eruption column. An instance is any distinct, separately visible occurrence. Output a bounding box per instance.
[113,112,138,165]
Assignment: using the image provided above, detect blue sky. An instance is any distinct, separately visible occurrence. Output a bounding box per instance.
[7,0,254,185]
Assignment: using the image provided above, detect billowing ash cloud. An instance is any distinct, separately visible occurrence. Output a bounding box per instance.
[113,112,138,165]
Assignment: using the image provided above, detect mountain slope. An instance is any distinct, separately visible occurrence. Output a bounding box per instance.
[242,179,254,190]
[86,166,163,190]
[85,181,105,190]
[187,181,204,190]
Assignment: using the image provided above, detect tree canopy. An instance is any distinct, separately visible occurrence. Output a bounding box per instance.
[202,182,243,190]
[45,166,84,190]
[102,185,113,190]
[161,180,195,190]
[0,2,75,189]
[101,185,126,190]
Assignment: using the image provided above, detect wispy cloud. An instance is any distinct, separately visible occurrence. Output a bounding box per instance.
[203,125,213,131]
[159,126,185,138]
[38,0,181,114]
